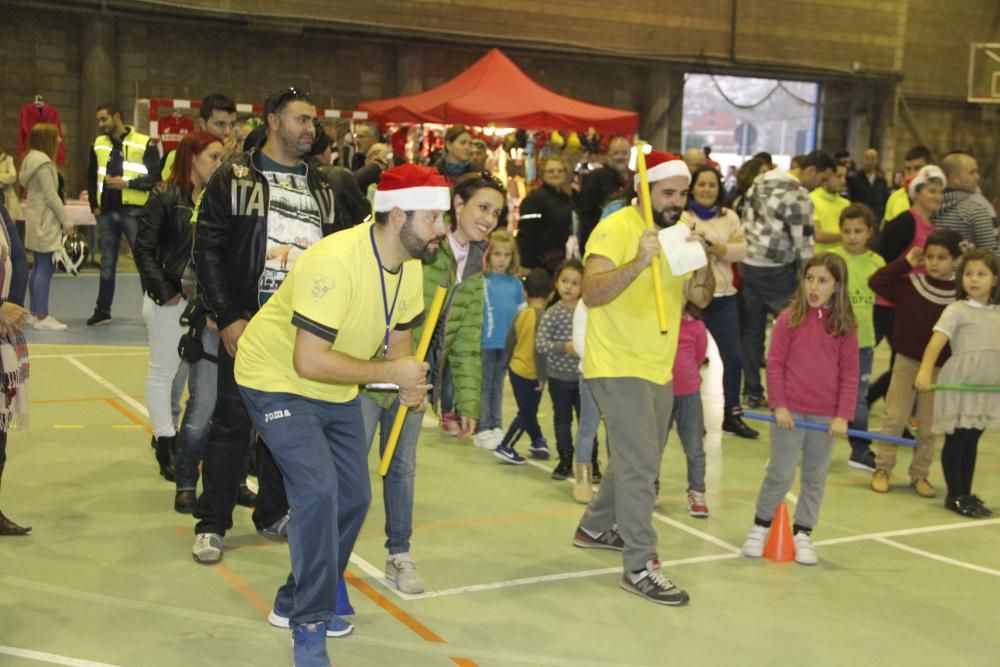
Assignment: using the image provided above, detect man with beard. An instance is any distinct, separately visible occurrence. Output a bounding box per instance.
[570,152,714,606]
[576,136,631,252]
[191,88,336,564]
[235,163,447,667]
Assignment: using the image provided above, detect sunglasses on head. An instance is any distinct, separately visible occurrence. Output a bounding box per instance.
[266,86,312,115]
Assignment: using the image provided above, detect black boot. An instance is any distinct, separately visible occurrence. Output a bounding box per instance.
[154,436,176,482]
[174,489,197,514]
[722,409,759,439]
[236,484,258,508]
[552,447,573,480]
[591,445,602,484]
[0,463,31,535]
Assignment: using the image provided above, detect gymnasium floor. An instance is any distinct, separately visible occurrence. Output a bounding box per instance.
[2,272,999,667]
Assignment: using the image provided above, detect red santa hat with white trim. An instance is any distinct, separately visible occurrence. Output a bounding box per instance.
[374,164,452,212]
[633,150,690,191]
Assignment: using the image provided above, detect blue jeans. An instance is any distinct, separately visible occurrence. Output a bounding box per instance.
[28,251,54,317]
[175,328,220,490]
[548,377,580,457]
[440,364,454,414]
[479,349,508,431]
[574,377,600,464]
[96,208,139,314]
[359,394,423,555]
[194,347,286,535]
[701,294,743,412]
[500,370,543,449]
[668,393,706,492]
[740,263,797,398]
[239,387,371,627]
[848,347,874,455]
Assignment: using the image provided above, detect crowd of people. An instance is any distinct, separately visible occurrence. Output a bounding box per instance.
[1,86,999,666]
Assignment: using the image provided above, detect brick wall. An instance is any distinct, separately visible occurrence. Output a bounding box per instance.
[0,6,82,191]
[1,0,996,201]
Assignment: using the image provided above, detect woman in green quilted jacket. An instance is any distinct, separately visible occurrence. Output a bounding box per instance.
[358,172,507,596]
[425,172,507,437]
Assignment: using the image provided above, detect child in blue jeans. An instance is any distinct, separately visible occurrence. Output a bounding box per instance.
[668,305,710,517]
[494,269,552,465]
[475,230,525,449]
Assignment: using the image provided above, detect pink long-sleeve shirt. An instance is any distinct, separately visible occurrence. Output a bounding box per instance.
[766,307,859,421]
[672,313,708,397]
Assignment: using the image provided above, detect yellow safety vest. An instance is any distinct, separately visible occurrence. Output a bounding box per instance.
[93,128,151,207]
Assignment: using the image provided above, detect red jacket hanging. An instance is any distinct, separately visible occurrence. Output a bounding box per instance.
[19,102,67,165]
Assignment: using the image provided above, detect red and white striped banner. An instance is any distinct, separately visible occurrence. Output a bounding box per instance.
[146,97,370,140]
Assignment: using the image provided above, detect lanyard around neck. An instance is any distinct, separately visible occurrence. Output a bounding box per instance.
[370,224,403,359]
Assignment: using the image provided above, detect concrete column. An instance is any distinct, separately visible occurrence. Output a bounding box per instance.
[640,66,670,149]
[78,15,116,172]
[665,71,685,152]
[396,46,425,96]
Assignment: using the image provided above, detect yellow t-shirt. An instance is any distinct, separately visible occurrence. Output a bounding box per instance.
[884,187,910,223]
[583,206,688,385]
[235,222,425,403]
[810,188,850,255]
[508,307,539,380]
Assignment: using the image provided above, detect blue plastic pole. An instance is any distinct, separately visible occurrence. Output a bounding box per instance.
[335,578,354,616]
[742,411,917,447]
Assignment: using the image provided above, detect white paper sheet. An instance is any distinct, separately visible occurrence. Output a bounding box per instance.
[658,224,707,275]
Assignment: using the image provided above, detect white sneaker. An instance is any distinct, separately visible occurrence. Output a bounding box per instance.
[741,524,769,558]
[793,532,818,565]
[33,315,68,331]
[192,532,223,563]
[23,313,36,326]
[385,552,424,594]
[490,428,506,446]
[473,430,501,449]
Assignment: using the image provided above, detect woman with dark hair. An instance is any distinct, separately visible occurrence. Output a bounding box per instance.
[683,165,758,438]
[0,200,31,535]
[134,131,224,484]
[433,125,477,184]
[434,172,508,436]
[19,123,74,330]
[358,171,506,593]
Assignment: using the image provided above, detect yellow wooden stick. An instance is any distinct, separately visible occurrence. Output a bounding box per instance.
[378,285,449,477]
[634,141,669,333]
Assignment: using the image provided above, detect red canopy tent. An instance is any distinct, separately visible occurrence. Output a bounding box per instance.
[358,48,638,135]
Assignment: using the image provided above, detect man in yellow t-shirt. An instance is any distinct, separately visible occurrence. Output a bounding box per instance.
[810,163,851,254]
[234,164,449,663]
[572,152,714,606]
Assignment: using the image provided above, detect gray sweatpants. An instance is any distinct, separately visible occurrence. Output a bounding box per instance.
[754,412,834,530]
[580,377,673,572]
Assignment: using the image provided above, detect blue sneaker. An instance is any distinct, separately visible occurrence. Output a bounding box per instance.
[528,438,551,459]
[270,609,354,638]
[292,621,330,667]
[494,444,526,465]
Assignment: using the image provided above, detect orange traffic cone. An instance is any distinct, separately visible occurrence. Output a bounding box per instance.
[762,501,795,563]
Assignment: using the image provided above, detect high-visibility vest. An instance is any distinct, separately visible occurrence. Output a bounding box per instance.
[93,128,151,207]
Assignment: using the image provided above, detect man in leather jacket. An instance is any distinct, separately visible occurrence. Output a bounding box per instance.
[189,87,338,564]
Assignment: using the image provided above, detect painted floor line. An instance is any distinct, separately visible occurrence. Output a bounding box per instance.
[64,356,149,417]
[386,552,741,602]
[875,537,1000,577]
[0,646,122,667]
[32,351,147,359]
[814,517,1000,546]
[652,511,742,553]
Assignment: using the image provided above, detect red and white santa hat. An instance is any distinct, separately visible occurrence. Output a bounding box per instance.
[374,164,452,212]
[633,150,690,190]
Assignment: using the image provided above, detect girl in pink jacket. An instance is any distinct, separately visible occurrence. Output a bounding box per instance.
[741,253,859,565]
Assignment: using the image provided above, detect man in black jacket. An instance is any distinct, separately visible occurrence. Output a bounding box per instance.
[847,148,890,222]
[517,157,576,274]
[190,87,337,564]
[576,136,631,253]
